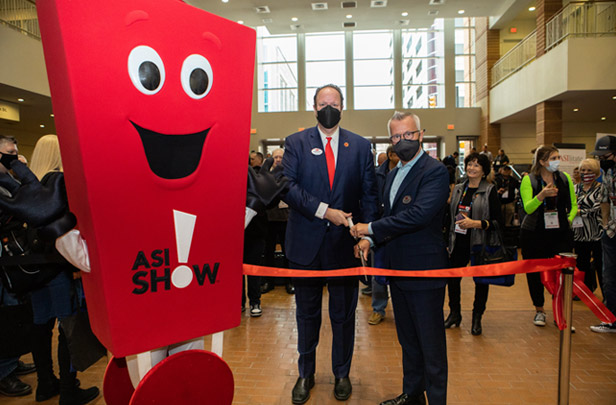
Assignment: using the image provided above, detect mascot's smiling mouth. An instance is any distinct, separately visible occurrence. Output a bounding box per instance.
[131,121,210,180]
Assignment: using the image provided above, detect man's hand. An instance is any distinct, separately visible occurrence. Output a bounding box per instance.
[350,222,370,238]
[324,208,351,226]
[354,239,370,262]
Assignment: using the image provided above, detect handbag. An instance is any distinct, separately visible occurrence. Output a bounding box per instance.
[0,224,64,297]
[471,221,516,286]
[0,288,34,358]
[60,280,107,371]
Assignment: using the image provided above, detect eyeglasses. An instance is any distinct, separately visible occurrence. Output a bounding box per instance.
[389,129,423,143]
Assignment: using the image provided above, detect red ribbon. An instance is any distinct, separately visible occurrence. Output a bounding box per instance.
[243,256,616,327]
[542,266,616,330]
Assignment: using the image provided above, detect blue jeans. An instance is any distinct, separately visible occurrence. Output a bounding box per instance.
[371,278,388,315]
[0,286,19,380]
[602,233,616,316]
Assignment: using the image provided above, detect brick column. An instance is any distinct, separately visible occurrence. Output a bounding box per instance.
[536,0,562,57]
[536,100,562,146]
[475,17,501,154]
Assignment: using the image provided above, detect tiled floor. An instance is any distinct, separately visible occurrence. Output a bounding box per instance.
[4,276,615,404]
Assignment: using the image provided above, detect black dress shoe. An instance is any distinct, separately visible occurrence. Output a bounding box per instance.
[444,311,462,328]
[14,360,36,376]
[0,374,32,397]
[334,377,352,401]
[471,313,482,336]
[380,392,426,405]
[286,283,295,294]
[291,375,314,404]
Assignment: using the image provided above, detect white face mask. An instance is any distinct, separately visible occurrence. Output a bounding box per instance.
[546,160,560,173]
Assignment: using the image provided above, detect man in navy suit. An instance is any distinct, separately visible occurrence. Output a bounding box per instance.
[351,111,449,405]
[282,84,378,404]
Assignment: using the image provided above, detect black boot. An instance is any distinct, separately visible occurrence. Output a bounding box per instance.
[471,312,482,336]
[444,311,462,328]
[31,319,61,402]
[57,325,99,405]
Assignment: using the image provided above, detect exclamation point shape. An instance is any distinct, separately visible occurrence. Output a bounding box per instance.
[171,210,197,289]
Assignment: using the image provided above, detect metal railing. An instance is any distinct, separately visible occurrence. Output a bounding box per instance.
[491,29,537,86]
[0,0,40,39]
[546,1,616,50]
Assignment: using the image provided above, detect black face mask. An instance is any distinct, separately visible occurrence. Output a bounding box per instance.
[600,158,615,171]
[316,105,341,129]
[0,153,18,170]
[393,139,420,162]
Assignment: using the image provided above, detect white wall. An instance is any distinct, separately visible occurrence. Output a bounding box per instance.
[0,24,49,96]
[501,120,616,164]
[490,37,616,123]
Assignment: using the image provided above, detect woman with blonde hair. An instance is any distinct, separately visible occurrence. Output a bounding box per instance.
[28,134,99,404]
[520,145,577,327]
[573,158,604,294]
[29,134,63,180]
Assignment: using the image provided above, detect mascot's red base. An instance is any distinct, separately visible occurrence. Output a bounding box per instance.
[103,351,234,405]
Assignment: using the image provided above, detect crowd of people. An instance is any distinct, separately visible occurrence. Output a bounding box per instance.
[1,84,615,405]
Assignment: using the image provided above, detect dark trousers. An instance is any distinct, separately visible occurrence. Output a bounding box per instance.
[574,240,603,294]
[390,282,447,405]
[263,221,291,286]
[242,236,264,307]
[521,228,573,308]
[446,245,489,315]
[289,231,358,379]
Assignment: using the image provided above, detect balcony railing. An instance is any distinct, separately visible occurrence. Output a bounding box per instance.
[0,0,39,39]
[491,29,537,86]
[546,1,616,50]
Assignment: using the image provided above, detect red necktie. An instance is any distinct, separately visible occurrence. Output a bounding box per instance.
[325,136,335,189]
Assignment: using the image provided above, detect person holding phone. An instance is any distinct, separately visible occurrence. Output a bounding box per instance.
[444,153,502,336]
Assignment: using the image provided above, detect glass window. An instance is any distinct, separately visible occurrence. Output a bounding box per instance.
[401,19,444,108]
[305,32,346,109]
[256,26,298,112]
[353,30,394,110]
[454,18,476,108]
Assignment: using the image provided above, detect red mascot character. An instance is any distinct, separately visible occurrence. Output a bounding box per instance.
[30,0,257,403]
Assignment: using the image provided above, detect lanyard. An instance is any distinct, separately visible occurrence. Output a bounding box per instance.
[458,184,474,213]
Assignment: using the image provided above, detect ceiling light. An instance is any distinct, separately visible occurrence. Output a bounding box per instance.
[237,20,244,24]
[50,114,54,117]
[17,98,24,102]
[401,12,408,17]
[529,6,536,11]
[601,117,607,121]
[291,17,298,21]
[346,14,352,19]
[40,124,45,128]
[573,108,579,112]
[221,0,229,3]
[612,95,616,100]
[458,9,465,14]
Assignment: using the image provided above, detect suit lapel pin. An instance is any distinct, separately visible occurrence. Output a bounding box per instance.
[311,148,323,155]
[402,195,412,204]
[344,142,349,147]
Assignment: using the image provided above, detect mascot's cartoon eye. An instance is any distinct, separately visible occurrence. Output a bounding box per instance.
[128,46,166,95]
[181,54,213,99]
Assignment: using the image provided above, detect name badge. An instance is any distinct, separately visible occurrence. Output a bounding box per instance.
[311,148,323,156]
[571,216,584,229]
[544,210,560,229]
